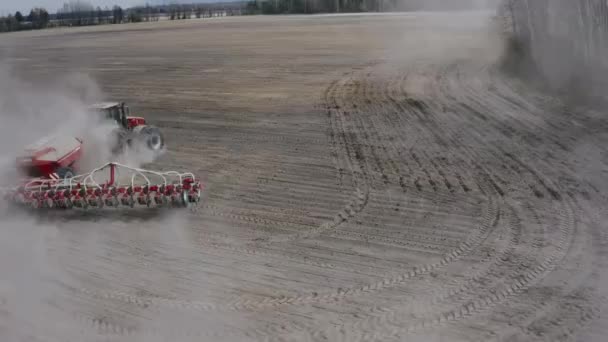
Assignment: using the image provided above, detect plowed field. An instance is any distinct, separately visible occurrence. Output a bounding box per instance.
[1,11,607,342]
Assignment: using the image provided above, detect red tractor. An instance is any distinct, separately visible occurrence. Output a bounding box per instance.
[2,102,202,210]
[92,102,166,159]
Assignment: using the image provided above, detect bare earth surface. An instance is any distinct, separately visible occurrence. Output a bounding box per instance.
[1,12,608,342]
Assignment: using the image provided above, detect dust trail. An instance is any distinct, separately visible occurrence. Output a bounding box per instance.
[0,64,160,181]
[498,0,608,105]
[0,65,187,341]
[0,65,99,341]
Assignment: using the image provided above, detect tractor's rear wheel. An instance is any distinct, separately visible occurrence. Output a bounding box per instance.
[110,128,133,155]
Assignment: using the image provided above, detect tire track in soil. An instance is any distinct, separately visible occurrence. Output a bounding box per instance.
[456,68,608,341]
[453,200,599,342]
[436,59,594,299]
[321,74,468,251]
[416,69,579,335]
[342,203,515,334]
[58,309,258,342]
[394,60,580,326]
[246,62,512,338]
[58,60,582,342]
[384,68,484,197]
[66,72,379,318]
[233,60,516,318]
[61,52,591,342]
[300,60,581,341]
[311,69,501,262]
[363,199,574,341]
[63,76,374,315]
[8,14,604,342]
[69,317,213,340]
[70,68,503,318]
[248,77,372,244]
[561,201,608,342]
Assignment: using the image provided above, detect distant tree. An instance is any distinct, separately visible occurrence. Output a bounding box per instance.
[127,11,142,23]
[0,18,8,32]
[112,6,123,24]
[96,6,103,24]
[89,9,95,24]
[61,0,95,25]
[169,6,176,20]
[244,1,259,14]
[0,0,253,34]
[5,14,18,31]
[31,9,39,27]
[27,10,34,22]
[38,8,50,28]
[14,11,24,22]
[27,8,49,29]
[145,4,151,22]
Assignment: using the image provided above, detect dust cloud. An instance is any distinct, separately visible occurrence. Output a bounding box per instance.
[0,64,160,179]
[374,5,503,73]
[498,0,608,106]
[0,65,100,341]
[0,64,187,341]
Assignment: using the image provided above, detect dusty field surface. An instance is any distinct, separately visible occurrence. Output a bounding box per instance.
[1,12,608,342]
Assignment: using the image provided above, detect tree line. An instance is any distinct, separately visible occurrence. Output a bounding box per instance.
[0,8,50,32]
[243,0,492,14]
[1,0,492,33]
[0,1,245,33]
[166,4,242,20]
[244,0,387,14]
[0,3,132,33]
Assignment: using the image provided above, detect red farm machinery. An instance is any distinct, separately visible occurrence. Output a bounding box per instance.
[1,102,202,210]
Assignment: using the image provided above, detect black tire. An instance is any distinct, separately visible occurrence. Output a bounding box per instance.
[138,126,165,152]
[56,167,74,180]
[110,128,133,154]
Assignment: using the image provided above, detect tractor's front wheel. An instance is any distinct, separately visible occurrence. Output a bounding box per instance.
[135,125,165,152]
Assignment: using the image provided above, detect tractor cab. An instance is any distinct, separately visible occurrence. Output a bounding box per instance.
[89,102,145,129]
[88,101,163,154]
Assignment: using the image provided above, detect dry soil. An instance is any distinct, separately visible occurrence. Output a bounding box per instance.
[0,11,607,342]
